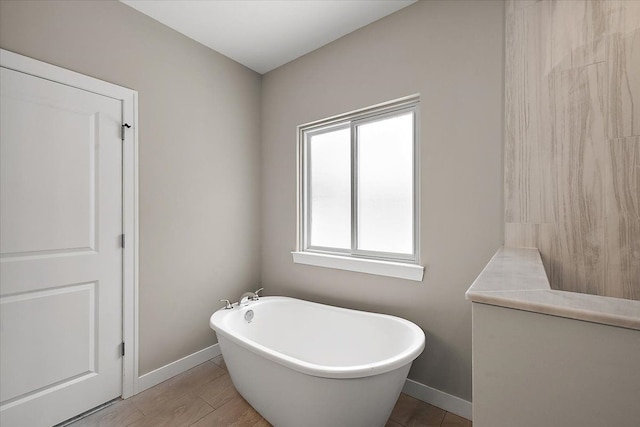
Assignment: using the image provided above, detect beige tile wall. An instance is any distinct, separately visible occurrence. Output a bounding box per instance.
[505,0,640,300]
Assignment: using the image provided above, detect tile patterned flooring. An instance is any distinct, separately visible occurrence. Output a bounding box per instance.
[70,356,471,427]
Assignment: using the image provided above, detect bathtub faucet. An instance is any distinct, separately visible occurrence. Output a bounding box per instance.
[219,299,233,310]
[239,287,263,306]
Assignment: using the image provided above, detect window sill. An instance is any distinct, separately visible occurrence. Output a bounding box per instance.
[291,251,424,281]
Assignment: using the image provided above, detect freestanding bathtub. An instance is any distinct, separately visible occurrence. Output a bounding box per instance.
[209,296,425,427]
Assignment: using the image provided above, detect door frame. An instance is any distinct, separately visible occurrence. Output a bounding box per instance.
[0,49,139,399]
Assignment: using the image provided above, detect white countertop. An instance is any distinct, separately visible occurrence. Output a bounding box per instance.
[466,247,640,331]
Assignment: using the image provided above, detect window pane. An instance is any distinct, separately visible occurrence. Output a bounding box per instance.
[356,112,413,254]
[308,128,351,249]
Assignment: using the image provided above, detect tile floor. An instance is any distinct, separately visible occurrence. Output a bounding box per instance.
[69,356,471,427]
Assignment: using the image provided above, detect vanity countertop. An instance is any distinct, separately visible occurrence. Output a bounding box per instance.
[465,247,640,331]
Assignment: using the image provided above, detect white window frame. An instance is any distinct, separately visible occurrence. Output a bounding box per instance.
[292,95,424,281]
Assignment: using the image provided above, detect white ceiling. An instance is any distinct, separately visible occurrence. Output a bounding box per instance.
[120,0,416,74]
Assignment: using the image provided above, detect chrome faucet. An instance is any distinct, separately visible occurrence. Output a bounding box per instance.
[239,292,255,306]
[219,299,233,309]
[239,287,263,306]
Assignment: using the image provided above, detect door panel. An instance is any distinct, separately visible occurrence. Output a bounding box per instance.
[0,67,123,427]
[0,95,97,255]
[0,282,97,402]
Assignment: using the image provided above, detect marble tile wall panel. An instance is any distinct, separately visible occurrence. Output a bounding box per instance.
[504,222,554,282]
[549,0,606,71]
[606,0,640,36]
[505,3,555,224]
[607,28,640,138]
[604,137,640,300]
[505,0,639,300]
[552,63,607,296]
[506,0,541,16]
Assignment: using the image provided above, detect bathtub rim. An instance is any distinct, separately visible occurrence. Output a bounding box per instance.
[209,296,425,379]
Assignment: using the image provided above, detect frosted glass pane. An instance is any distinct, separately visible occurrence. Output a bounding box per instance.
[308,128,351,249]
[357,113,413,254]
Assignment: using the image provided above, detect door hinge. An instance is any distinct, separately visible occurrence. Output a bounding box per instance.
[121,234,125,248]
[121,123,131,141]
[121,342,125,357]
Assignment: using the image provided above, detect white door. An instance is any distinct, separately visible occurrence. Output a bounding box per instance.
[0,66,123,426]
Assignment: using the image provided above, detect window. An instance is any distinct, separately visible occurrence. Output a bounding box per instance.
[293,96,424,281]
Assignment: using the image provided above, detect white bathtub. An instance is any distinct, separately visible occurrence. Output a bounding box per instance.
[209,296,425,427]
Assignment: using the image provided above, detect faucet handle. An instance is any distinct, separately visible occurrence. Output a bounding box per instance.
[253,288,264,300]
[219,299,233,309]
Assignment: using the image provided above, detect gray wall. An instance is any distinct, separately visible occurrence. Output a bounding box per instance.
[261,0,504,400]
[472,303,640,427]
[0,0,262,375]
[0,0,505,400]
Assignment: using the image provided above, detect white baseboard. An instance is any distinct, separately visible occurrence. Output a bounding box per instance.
[402,378,472,421]
[133,344,472,421]
[135,344,221,394]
